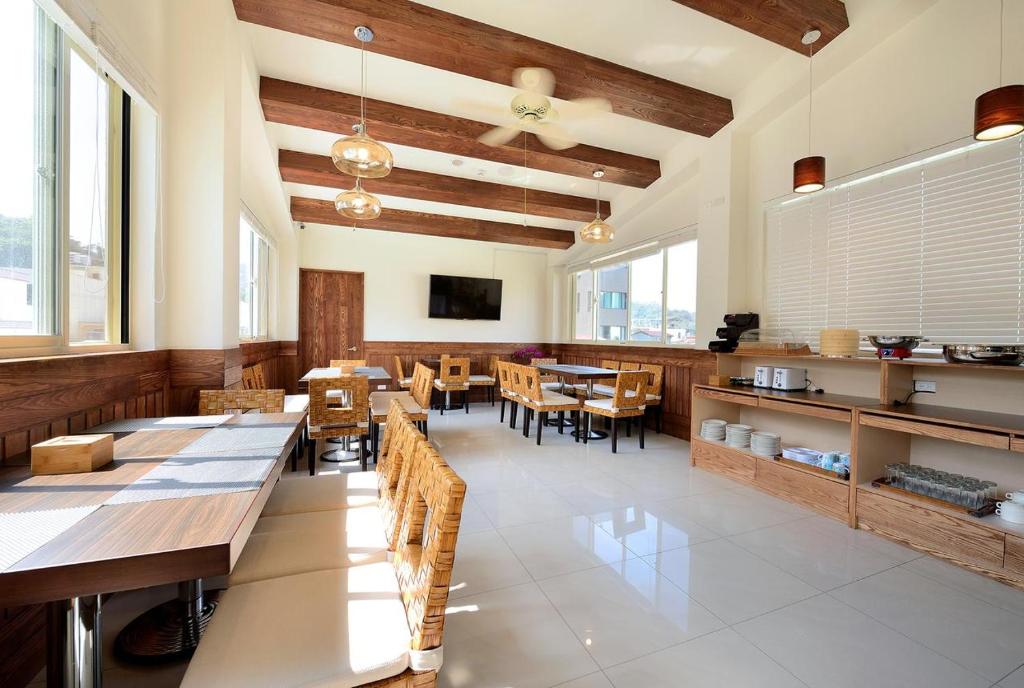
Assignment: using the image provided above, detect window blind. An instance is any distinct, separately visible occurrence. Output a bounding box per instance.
[764,136,1024,346]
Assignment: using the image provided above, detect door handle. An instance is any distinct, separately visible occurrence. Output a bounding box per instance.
[347,346,357,352]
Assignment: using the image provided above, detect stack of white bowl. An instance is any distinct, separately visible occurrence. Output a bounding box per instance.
[700,419,727,441]
[751,431,782,457]
[725,423,753,448]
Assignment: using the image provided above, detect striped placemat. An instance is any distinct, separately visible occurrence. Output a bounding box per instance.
[0,505,100,571]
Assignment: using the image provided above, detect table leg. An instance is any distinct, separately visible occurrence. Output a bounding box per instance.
[114,579,219,665]
[47,595,102,688]
[544,376,575,427]
[571,378,608,441]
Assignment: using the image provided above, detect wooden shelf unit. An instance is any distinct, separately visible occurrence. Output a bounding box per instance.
[692,353,1024,590]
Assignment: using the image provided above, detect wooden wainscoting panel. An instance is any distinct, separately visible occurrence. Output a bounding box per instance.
[168,348,241,415]
[240,340,301,393]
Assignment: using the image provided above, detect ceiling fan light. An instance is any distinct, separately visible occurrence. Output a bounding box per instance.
[974,84,1024,141]
[335,183,382,220]
[580,217,614,244]
[330,133,394,178]
[793,155,826,194]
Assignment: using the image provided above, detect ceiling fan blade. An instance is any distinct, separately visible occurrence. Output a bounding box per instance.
[562,97,612,118]
[534,123,577,150]
[452,98,511,121]
[513,67,555,96]
[478,124,522,147]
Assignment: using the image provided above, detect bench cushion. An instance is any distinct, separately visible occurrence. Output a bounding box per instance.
[369,391,424,419]
[229,507,389,586]
[182,564,411,688]
[262,472,379,517]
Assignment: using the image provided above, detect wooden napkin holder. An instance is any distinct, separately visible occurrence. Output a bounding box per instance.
[31,434,114,475]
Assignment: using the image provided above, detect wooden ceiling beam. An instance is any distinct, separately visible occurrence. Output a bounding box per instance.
[262,78,660,188]
[671,0,849,54]
[234,0,733,135]
[291,197,576,250]
[280,150,609,223]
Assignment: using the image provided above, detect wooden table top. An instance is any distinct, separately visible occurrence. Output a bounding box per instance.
[0,412,304,607]
[534,364,619,382]
[299,366,392,382]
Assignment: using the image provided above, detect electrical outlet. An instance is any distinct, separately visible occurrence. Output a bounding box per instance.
[914,379,937,393]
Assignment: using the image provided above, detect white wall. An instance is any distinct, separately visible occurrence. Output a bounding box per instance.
[744,0,1024,311]
[299,227,549,342]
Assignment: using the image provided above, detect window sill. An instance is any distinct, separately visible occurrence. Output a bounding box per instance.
[0,343,131,362]
[570,340,702,349]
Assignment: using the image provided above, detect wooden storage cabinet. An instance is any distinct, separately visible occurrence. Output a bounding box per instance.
[757,457,849,521]
[691,438,756,482]
[856,489,1005,569]
[1005,535,1024,575]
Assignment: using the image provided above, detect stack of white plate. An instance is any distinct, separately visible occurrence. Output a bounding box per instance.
[700,419,727,441]
[751,431,782,457]
[725,424,753,448]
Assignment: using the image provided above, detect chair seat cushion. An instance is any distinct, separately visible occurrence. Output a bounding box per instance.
[538,391,580,407]
[647,394,662,402]
[584,397,645,414]
[541,381,563,391]
[369,391,423,418]
[434,380,469,391]
[467,374,495,385]
[590,383,616,396]
[181,564,411,688]
[262,472,379,517]
[230,507,389,586]
[398,377,413,386]
[283,394,309,413]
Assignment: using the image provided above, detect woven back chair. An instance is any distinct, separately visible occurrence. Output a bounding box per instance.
[376,403,425,549]
[330,359,367,373]
[620,361,641,371]
[391,440,466,663]
[612,370,650,411]
[496,361,514,398]
[410,363,435,409]
[582,370,650,453]
[530,357,558,384]
[198,389,284,415]
[600,359,620,370]
[438,357,470,388]
[486,354,498,379]
[641,363,664,398]
[394,355,413,390]
[508,363,528,398]
[241,363,268,390]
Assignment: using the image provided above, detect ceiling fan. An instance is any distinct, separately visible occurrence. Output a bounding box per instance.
[467,67,611,151]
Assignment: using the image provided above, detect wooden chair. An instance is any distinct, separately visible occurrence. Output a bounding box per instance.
[600,359,621,370]
[496,361,518,426]
[516,366,581,445]
[433,356,470,414]
[198,389,284,415]
[393,355,413,390]
[241,362,268,390]
[307,375,370,474]
[507,362,529,429]
[330,358,367,371]
[183,417,467,688]
[530,357,562,390]
[369,363,434,457]
[641,363,665,433]
[468,354,498,406]
[582,370,650,453]
[620,361,641,371]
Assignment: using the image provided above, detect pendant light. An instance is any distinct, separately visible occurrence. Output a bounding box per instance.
[580,170,614,244]
[335,178,382,220]
[974,0,1024,141]
[793,29,825,194]
[330,26,394,179]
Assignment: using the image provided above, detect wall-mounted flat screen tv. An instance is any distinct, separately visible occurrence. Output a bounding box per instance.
[428,274,503,320]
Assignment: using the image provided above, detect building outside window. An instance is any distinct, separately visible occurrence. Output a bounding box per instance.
[239,211,271,340]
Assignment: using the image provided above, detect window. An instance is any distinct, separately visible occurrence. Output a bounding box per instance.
[0,1,125,353]
[239,214,270,339]
[764,135,1024,347]
[571,236,698,345]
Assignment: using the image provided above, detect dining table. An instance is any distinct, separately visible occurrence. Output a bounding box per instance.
[0,411,305,687]
[532,364,620,440]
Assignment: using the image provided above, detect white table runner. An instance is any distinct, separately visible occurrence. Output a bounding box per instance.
[0,506,100,571]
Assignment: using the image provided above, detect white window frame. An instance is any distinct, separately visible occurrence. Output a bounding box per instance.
[569,230,699,347]
[239,206,272,342]
[0,7,126,359]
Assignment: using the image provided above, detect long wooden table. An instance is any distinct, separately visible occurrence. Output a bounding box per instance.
[0,412,305,686]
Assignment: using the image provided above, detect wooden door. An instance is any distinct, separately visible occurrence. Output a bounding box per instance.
[298,269,365,374]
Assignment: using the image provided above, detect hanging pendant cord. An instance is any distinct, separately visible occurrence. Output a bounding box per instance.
[595,176,601,219]
[523,135,528,227]
[807,41,814,155]
[998,0,1004,86]
[359,39,367,131]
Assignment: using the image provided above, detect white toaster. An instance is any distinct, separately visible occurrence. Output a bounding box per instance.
[753,366,775,388]
[772,367,807,391]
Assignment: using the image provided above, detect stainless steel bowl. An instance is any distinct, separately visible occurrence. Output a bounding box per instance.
[942,345,1024,366]
[867,335,923,350]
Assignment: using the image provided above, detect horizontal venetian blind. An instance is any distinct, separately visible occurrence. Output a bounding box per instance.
[764,135,1024,346]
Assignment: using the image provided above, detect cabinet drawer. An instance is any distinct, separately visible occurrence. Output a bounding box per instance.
[692,439,755,483]
[1006,535,1024,575]
[1011,438,1024,454]
[756,458,849,521]
[693,387,758,407]
[859,413,1009,450]
[856,490,1004,568]
[759,398,851,423]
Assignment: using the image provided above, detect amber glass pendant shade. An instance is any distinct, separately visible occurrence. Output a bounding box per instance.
[335,182,382,220]
[580,217,614,243]
[330,133,394,179]
[974,84,1024,141]
[793,156,826,194]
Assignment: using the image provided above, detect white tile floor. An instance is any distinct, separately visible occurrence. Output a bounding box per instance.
[42,404,1024,688]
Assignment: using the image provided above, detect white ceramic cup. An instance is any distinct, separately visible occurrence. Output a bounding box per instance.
[996,501,1024,524]
[1005,490,1024,503]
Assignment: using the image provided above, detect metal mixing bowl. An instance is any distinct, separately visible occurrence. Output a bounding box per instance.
[867,336,923,350]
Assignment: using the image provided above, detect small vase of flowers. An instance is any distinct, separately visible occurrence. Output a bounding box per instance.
[511,345,546,363]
